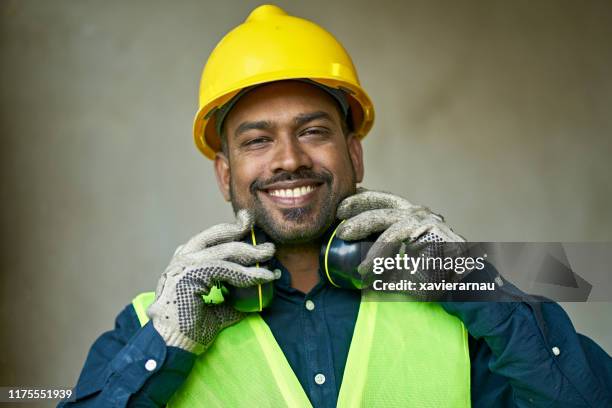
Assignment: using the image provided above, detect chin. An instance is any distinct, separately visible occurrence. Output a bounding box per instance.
[261,209,333,244]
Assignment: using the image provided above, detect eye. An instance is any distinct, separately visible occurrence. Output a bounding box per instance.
[299,127,330,137]
[242,136,271,148]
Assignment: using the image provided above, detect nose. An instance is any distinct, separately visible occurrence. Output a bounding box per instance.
[269,135,313,173]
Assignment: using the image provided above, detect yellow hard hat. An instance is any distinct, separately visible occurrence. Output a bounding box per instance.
[193,4,375,159]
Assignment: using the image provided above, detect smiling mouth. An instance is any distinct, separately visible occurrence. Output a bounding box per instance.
[268,185,316,198]
[260,181,324,207]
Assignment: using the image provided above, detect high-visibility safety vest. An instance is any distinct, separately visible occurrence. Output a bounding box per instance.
[133,292,471,407]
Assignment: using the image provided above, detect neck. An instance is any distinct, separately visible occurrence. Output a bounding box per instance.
[276,241,321,294]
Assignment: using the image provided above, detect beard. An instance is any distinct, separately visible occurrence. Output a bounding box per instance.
[230,167,353,245]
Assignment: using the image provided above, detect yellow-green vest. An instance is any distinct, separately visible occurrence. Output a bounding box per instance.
[133,292,471,407]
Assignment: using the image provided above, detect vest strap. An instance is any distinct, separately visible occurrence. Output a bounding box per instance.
[132,291,155,326]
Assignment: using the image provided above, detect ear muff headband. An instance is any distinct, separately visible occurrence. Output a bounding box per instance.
[323,221,345,288]
[250,226,264,312]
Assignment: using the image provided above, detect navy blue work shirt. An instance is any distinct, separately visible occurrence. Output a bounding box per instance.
[60,260,612,407]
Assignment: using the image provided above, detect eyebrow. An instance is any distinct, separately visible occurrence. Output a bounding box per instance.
[294,111,333,128]
[233,111,334,139]
[235,120,273,138]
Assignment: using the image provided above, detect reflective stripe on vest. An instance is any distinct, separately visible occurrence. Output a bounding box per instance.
[133,292,471,407]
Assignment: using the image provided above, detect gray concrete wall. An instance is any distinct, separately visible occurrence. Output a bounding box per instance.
[1,0,611,397]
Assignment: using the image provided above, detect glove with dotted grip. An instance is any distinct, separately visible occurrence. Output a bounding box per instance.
[336,188,467,300]
[146,209,279,354]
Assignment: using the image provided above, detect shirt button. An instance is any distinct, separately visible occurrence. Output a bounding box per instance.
[552,346,561,356]
[144,359,157,371]
[305,300,315,311]
[314,373,326,385]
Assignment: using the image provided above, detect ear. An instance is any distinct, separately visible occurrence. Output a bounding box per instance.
[347,134,364,183]
[214,152,231,202]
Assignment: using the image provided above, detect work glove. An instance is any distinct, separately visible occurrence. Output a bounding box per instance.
[146,209,278,354]
[336,188,467,300]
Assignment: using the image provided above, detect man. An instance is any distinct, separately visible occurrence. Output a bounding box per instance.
[62,5,611,407]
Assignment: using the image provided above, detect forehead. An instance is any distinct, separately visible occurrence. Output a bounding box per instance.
[224,81,342,128]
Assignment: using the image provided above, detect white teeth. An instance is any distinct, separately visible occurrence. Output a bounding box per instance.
[269,185,315,198]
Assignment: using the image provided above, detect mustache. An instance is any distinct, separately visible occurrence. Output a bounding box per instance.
[250,168,333,194]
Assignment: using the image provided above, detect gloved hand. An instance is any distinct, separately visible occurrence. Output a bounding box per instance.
[146,209,279,354]
[336,188,467,300]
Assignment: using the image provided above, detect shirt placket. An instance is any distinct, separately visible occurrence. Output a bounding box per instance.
[302,289,338,408]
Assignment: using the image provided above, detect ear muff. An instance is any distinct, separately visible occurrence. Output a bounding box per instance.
[211,221,377,311]
[319,221,378,290]
[224,226,275,312]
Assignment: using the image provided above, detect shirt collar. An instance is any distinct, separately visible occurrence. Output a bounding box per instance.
[268,257,328,296]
